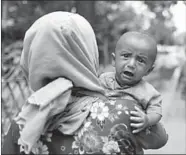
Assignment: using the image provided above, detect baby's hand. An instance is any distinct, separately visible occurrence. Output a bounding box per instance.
[130,106,149,134]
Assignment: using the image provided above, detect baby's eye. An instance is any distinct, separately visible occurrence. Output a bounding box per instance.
[137,57,145,63]
[122,53,130,58]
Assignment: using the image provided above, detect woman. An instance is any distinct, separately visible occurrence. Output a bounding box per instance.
[2,12,143,154]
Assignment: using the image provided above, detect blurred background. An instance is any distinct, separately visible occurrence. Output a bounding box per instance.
[1,1,186,153]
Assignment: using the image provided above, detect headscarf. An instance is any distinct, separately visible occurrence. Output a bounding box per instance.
[15,11,104,154]
[20,11,103,92]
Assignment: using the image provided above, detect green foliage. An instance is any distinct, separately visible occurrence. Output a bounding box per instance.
[2,1,75,46]
[144,1,177,20]
[2,41,23,80]
[95,1,144,65]
[144,1,178,45]
[2,1,179,69]
[146,20,176,45]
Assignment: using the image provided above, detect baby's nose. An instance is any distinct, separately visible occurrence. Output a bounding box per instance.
[127,58,136,69]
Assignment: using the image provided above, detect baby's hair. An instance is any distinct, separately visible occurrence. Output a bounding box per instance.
[115,31,158,64]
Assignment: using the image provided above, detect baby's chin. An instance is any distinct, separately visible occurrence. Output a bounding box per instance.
[118,79,140,87]
[118,80,134,87]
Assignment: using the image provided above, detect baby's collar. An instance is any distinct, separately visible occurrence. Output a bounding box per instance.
[114,77,142,90]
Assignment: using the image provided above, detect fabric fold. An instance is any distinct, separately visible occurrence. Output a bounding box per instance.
[27,78,73,110]
[15,78,73,153]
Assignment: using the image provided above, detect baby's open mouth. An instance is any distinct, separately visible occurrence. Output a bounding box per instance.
[123,71,134,77]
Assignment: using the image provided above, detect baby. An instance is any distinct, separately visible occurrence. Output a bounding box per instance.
[100,31,168,150]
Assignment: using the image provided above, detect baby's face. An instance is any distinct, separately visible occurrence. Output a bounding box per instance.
[114,32,157,86]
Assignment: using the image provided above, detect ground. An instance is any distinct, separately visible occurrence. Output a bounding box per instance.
[144,67,186,154]
[145,90,185,154]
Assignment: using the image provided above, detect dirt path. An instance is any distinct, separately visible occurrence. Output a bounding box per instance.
[145,79,186,154]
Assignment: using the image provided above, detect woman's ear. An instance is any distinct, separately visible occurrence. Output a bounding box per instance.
[111,53,116,67]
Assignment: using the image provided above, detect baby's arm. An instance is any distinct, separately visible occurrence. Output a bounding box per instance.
[146,93,162,126]
[146,112,161,126]
[130,94,162,134]
[131,100,168,149]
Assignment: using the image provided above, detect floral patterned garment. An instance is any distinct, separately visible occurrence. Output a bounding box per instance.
[31,98,143,155]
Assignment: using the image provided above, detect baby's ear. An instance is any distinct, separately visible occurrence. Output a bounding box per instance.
[146,65,154,75]
[111,53,116,67]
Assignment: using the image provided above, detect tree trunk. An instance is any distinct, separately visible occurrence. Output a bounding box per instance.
[75,1,95,28]
[103,37,109,67]
[2,1,8,29]
[2,1,8,20]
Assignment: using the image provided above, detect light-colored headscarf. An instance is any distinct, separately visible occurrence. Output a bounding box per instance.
[15,11,104,154]
[20,11,102,92]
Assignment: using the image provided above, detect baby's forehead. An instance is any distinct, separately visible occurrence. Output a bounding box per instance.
[116,32,157,60]
[118,32,156,46]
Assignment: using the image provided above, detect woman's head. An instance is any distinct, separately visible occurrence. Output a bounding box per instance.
[21,12,103,94]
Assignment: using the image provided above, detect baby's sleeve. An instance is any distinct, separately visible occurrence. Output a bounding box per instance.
[146,93,162,116]
[99,72,116,90]
[99,73,108,88]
